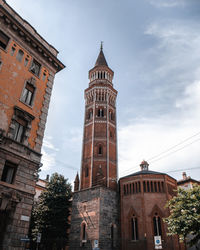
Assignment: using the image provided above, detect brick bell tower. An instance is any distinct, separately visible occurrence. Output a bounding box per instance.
[80,43,118,191]
[70,44,119,250]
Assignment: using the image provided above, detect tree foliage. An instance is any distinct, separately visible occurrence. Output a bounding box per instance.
[164,184,200,247]
[31,173,72,250]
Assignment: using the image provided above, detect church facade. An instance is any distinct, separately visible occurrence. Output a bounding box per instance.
[70,47,183,250]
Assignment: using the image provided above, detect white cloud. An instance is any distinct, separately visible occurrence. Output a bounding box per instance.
[118,19,200,180]
[41,148,56,171]
[175,80,200,114]
[118,117,200,179]
[41,136,59,171]
[43,138,59,151]
[118,76,200,179]
[149,0,186,8]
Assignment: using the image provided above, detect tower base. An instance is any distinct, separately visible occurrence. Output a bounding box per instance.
[70,186,119,250]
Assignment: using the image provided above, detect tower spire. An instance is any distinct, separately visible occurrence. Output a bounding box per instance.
[95,42,108,67]
[100,41,103,51]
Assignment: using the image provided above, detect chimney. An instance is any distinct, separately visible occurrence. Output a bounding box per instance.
[46,174,49,181]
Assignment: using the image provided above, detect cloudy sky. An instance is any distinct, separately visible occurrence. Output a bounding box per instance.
[7,0,200,184]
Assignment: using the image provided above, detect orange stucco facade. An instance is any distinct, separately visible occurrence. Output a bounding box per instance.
[0,39,50,149]
[0,0,64,249]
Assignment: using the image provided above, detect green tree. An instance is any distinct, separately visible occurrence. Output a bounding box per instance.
[31,173,72,250]
[164,184,200,247]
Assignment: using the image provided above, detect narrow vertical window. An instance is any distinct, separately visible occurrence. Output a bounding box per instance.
[131,216,138,240]
[158,182,161,192]
[153,214,162,236]
[24,58,29,67]
[135,182,138,193]
[130,183,132,194]
[98,145,102,155]
[143,181,146,192]
[89,110,93,119]
[13,118,27,143]
[98,109,100,117]
[82,223,86,241]
[42,72,46,82]
[21,82,35,106]
[10,46,16,56]
[16,49,24,62]
[138,182,141,192]
[147,181,150,192]
[132,183,135,193]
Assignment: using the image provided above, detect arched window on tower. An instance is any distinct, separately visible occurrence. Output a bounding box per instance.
[98,145,103,155]
[131,215,138,240]
[153,213,162,236]
[88,109,93,120]
[98,108,104,117]
[109,110,115,121]
[109,111,112,120]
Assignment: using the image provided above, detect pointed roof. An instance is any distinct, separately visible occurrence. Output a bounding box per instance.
[95,43,108,67]
[74,172,79,183]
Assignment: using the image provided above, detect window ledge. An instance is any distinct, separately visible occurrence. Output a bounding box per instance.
[0,47,8,53]
[19,99,33,109]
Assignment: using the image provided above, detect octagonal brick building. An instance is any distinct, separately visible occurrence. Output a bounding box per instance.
[119,160,182,250]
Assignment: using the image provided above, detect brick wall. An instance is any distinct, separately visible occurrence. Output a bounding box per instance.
[70,186,119,250]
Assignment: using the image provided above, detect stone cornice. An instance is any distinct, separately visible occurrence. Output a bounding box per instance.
[0,136,42,164]
[0,1,65,72]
